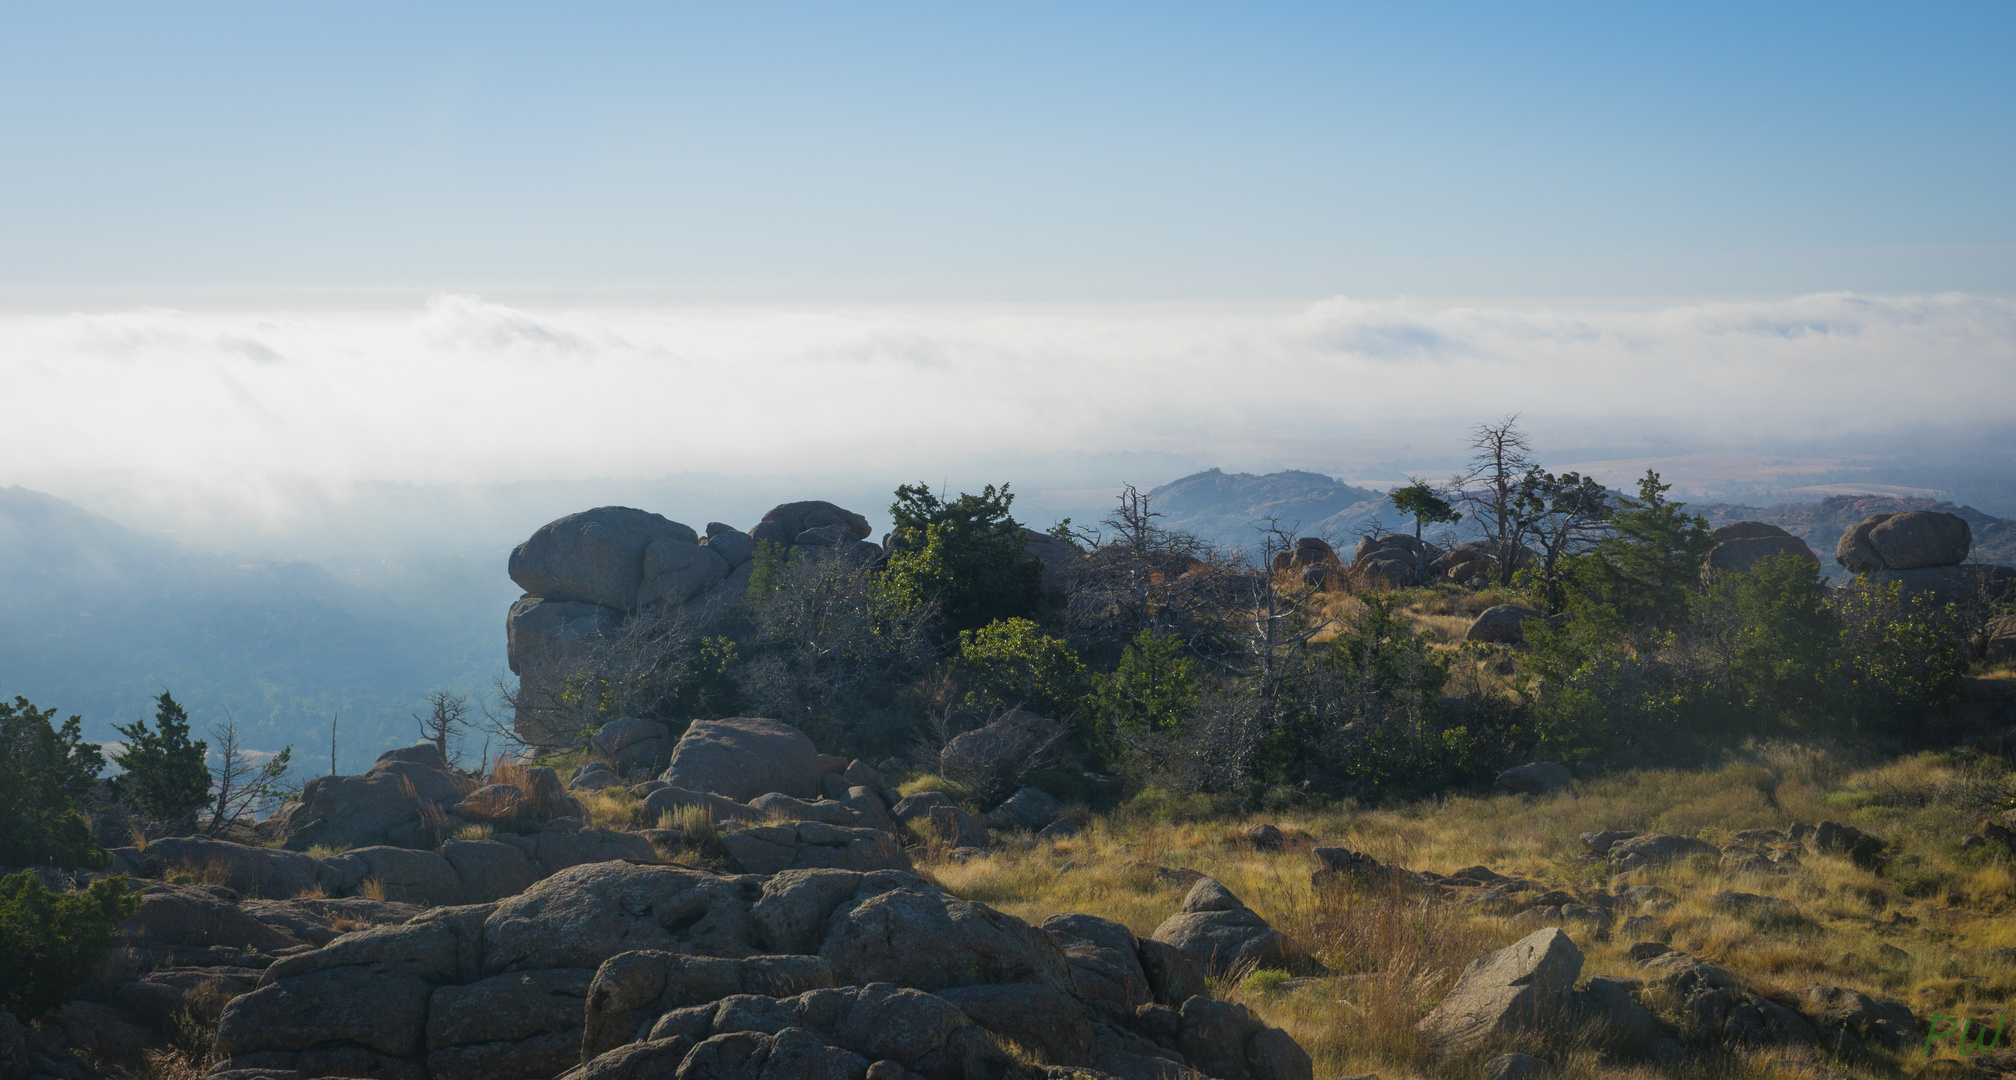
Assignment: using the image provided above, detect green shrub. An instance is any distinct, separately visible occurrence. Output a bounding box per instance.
[0,871,139,1019]
[1091,629,1200,748]
[952,617,1088,719]
[897,774,977,805]
[0,694,108,869]
[1240,969,1292,996]
[884,483,1043,635]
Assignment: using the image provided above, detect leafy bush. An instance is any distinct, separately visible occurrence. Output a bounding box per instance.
[885,483,1043,635]
[0,694,108,869]
[0,871,138,1019]
[1835,578,1967,732]
[952,617,1088,719]
[896,774,977,804]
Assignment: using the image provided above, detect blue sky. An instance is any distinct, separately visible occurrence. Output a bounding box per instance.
[3,2,2011,304]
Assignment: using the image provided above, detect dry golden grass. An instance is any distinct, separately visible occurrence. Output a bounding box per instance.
[573,785,640,830]
[167,856,237,889]
[922,744,2016,1080]
[357,876,389,901]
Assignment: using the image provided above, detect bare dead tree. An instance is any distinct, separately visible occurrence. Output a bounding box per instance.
[738,546,941,752]
[204,710,293,835]
[1450,415,1539,585]
[414,689,471,765]
[1062,485,1244,667]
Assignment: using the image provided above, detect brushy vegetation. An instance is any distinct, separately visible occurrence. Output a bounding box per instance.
[0,870,138,1020]
[924,743,2016,1080]
[501,417,2004,819]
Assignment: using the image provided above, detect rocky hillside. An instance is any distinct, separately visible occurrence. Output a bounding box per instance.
[28,705,2016,1080]
[7,712,1317,1080]
[1143,470,1424,551]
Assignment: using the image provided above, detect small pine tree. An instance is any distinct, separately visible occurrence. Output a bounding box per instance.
[1388,479,1460,542]
[1092,629,1201,743]
[111,692,211,836]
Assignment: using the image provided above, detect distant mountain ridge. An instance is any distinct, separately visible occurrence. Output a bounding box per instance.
[1146,469,1451,551]
[0,486,508,761]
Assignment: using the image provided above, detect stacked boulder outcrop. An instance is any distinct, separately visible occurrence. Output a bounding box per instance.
[507,502,876,747]
[1834,509,2016,604]
[1351,535,1531,590]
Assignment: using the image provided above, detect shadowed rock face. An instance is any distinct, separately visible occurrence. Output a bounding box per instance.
[509,506,699,610]
[269,743,464,852]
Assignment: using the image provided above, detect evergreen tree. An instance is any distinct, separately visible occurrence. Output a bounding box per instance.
[111,692,211,835]
[1388,479,1460,541]
[885,483,1043,635]
[1576,470,1713,633]
[0,695,108,869]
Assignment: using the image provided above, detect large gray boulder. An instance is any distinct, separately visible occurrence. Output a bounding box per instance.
[505,596,622,677]
[939,711,1064,799]
[218,965,434,1057]
[702,524,757,569]
[122,883,305,954]
[441,839,545,904]
[319,846,466,907]
[509,506,699,609]
[1041,913,1152,1017]
[1837,510,1972,572]
[716,821,911,875]
[128,837,332,899]
[1608,833,1718,868]
[665,718,821,803]
[1705,532,1819,575]
[750,502,873,546]
[579,950,841,1061]
[1149,878,1287,975]
[636,539,731,608]
[270,744,463,852]
[481,862,757,975]
[889,792,989,848]
[1495,761,1571,795]
[592,717,673,778]
[425,968,596,1080]
[988,787,1063,831]
[1416,927,1583,1057]
[491,828,659,878]
[1467,605,1544,644]
[818,882,1076,993]
[937,983,1096,1065]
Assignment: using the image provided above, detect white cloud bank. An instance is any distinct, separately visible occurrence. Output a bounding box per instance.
[2,291,2011,484]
